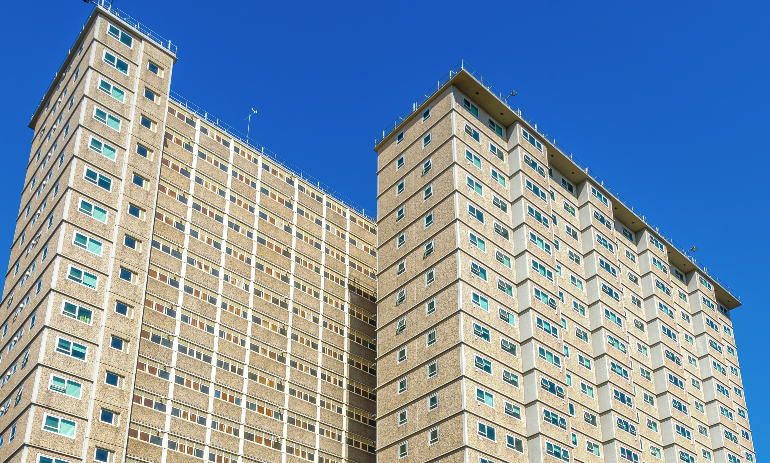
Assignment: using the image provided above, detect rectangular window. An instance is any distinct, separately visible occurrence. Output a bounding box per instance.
[67,265,98,289]
[521,128,542,152]
[98,78,125,103]
[147,61,162,75]
[140,115,156,131]
[488,118,503,137]
[463,98,479,116]
[103,51,129,74]
[84,167,112,191]
[93,107,121,131]
[144,87,158,103]
[43,414,76,437]
[89,136,117,161]
[62,301,92,325]
[49,374,82,398]
[422,133,431,148]
[55,337,87,360]
[477,422,496,441]
[73,231,102,256]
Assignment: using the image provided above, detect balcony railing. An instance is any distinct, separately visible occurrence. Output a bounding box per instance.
[169,91,375,223]
[375,60,740,301]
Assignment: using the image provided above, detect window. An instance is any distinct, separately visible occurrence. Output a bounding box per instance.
[398,377,407,393]
[471,291,488,311]
[538,346,561,368]
[95,448,110,463]
[463,98,479,116]
[67,265,98,289]
[468,203,484,223]
[507,435,523,452]
[397,233,405,248]
[495,250,511,268]
[428,427,439,445]
[110,336,125,352]
[580,382,594,398]
[115,301,129,316]
[491,168,506,187]
[128,203,144,219]
[476,387,494,407]
[473,323,491,342]
[119,268,134,283]
[147,61,162,75]
[492,195,508,213]
[525,178,547,202]
[98,78,125,103]
[546,441,569,462]
[422,107,431,121]
[494,222,509,240]
[103,51,129,74]
[397,347,406,363]
[62,301,92,324]
[675,423,691,440]
[474,355,492,373]
[43,414,76,437]
[427,361,437,378]
[477,421,496,441]
[422,133,431,148]
[596,233,615,254]
[398,409,408,426]
[469,232,486,252]
[132,173,149,189]
[423,241,434,258]
[570,274,584,291]
[136,144,151,158]
[521,128,542,152]
[100,409,116,425]
[396,206,404,222]
[107,23,133,47]
[93,107,121,131]
[424,211,434,227]
[527,205,549,228]
[495,400,519,420]
[488,118,503,136]
[501,338,517,356]
[422,158,431,175]
[49,374,82,398]
[530,232,552,254]
[144,87,158,103]
[84,167,112,191]
[466,175,483,195]
[105,372,121,387]
[423,184,432,200]
[396,260,405,276]
[429,394,438,410]
[89,136,117,161]
[396,317,407,334]
[465,149,481,168]
[470,262,487,280]
[426,329,436,346]
[73,232,102,256]
[426,299,436,315]
[396,180,405,196]
[398,441,408,459]
[123,235,138,250]
[140,115,156,131]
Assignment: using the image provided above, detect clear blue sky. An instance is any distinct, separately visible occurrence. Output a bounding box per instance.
[3,0,768,455]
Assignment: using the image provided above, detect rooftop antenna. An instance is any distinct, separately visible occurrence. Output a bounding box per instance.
[246,108,258,145]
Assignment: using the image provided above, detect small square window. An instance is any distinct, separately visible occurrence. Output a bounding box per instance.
[128,204,144,219]
[136,144,151,159]
[140,116,155,131]
[147,61,162,76]
[95,448,110,463]
[115,301,129,316]
[123,235,137,250]
[105,372,121,387]
[144,88,158,103]
[110,336,125,351]
[132,174,147,189]
[100,409,115,424]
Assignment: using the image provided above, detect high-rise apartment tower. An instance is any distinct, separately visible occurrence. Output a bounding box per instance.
[374,63,753,463]
[1,3,377,463]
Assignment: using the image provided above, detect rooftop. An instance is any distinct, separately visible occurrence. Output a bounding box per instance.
[169,92,376,223]
[374,60,741,309]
